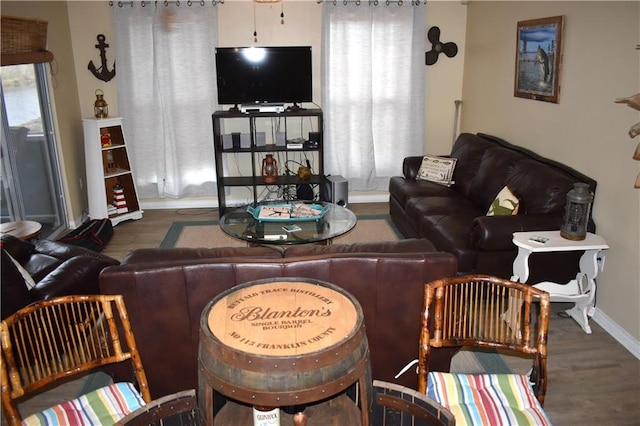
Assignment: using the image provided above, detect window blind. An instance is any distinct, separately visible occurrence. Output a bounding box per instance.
[1,15,54,66]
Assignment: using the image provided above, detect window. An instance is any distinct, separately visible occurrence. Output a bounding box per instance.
[321,3,425,191]
[1,63,67,238]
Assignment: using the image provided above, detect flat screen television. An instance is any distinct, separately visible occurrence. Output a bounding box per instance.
[215,46,313,106]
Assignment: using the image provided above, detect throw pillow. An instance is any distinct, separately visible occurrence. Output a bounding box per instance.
[487,185,520,216]
[416,155,457,187]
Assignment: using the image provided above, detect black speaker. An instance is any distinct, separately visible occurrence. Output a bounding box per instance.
[320,175,348,207]
[308,131,321,146]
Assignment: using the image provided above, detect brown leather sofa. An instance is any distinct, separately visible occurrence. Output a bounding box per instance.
[1,234,120,320]
[389,133,597,284]
[99,239,457,398]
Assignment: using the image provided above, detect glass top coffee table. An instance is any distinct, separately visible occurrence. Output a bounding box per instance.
[219,202,357,245]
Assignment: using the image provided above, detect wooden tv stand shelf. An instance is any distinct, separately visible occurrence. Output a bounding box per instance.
[212,108,323,216]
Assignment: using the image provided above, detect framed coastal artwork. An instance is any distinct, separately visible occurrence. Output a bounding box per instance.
[514,16,564,103]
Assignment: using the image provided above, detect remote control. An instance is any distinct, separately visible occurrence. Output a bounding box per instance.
[529,236,549,244]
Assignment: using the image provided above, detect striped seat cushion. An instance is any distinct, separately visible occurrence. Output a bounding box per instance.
[22,382,146,426]
[427,372,551,426]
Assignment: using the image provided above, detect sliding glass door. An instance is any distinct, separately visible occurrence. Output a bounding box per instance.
[0,63,67,239]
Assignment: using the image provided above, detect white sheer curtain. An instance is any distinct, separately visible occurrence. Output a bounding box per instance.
[113,4,218,199]
[322,3,425,191]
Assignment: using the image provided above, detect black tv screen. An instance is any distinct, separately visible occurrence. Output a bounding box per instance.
[215,46,313,106]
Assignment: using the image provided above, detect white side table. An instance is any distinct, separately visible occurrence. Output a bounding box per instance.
[512,230,609,334]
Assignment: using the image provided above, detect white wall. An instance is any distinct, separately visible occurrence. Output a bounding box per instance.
[461,1,640,347]
[64,0,468,205]
[425,1,467,156]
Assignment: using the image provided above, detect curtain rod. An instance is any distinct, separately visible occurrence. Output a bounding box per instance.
[110,0,224,7]
[317,0,426,5]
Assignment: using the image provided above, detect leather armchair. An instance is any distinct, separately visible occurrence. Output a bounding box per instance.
[1,235,119,320]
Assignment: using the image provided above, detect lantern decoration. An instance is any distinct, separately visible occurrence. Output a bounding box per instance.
[94,89,109,118]
[113,183,128,214]
[262,154,278,184]
[560,182,593,241]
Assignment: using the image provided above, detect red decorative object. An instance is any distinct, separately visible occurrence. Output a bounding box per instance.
[113,183,128,214]
[261,154,278,184]
[100,129,112,147]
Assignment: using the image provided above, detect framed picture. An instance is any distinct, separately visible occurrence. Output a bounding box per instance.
[514,16,564,103]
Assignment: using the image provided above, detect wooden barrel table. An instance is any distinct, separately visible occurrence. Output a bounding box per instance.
[198,277,373,425]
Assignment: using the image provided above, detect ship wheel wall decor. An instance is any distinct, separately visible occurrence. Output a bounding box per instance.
[426,26,458,66]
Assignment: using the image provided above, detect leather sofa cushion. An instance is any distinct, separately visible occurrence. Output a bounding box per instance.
[506,159,577,214]
[122,246,282,264]
[405,195,480,237]
[1,235,33,264]
[406,195,478,219]
[1,235,119,321]
[389,175,455,209]
[450,134,496,197]
[24,253,61,282]
[419,213,482,272]
[283,238,436,257]
[1,248,36,319]
[32,257,109,299]
[468,147,528,211]
[35,239,119,264]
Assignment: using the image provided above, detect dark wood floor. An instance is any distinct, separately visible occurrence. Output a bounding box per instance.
[5,204,639,425]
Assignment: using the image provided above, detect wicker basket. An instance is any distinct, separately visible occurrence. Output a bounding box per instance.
[1,15,48,54]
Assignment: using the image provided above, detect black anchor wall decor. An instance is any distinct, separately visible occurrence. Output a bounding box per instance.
[425,26,458,66]
[88,34,116,82]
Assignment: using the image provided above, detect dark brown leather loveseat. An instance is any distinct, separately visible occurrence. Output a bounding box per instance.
[389,133,597,284]
[1,234,119,320]
[99,239,457,398]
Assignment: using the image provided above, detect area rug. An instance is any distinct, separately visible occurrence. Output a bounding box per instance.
[160,214,402,249]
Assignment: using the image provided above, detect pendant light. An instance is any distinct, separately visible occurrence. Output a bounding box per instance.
[252,0,284,43]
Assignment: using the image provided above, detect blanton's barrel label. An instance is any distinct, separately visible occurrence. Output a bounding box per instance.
[207,281,358,356]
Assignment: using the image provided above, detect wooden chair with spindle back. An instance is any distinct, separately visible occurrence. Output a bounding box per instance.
[0,294,151,425]
[418,275,551,426]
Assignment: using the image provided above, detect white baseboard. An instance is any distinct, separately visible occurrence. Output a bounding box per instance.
[349,193,390,203]
[141,198,216,210]
[592,308,640,360]
[68,213,85,229]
